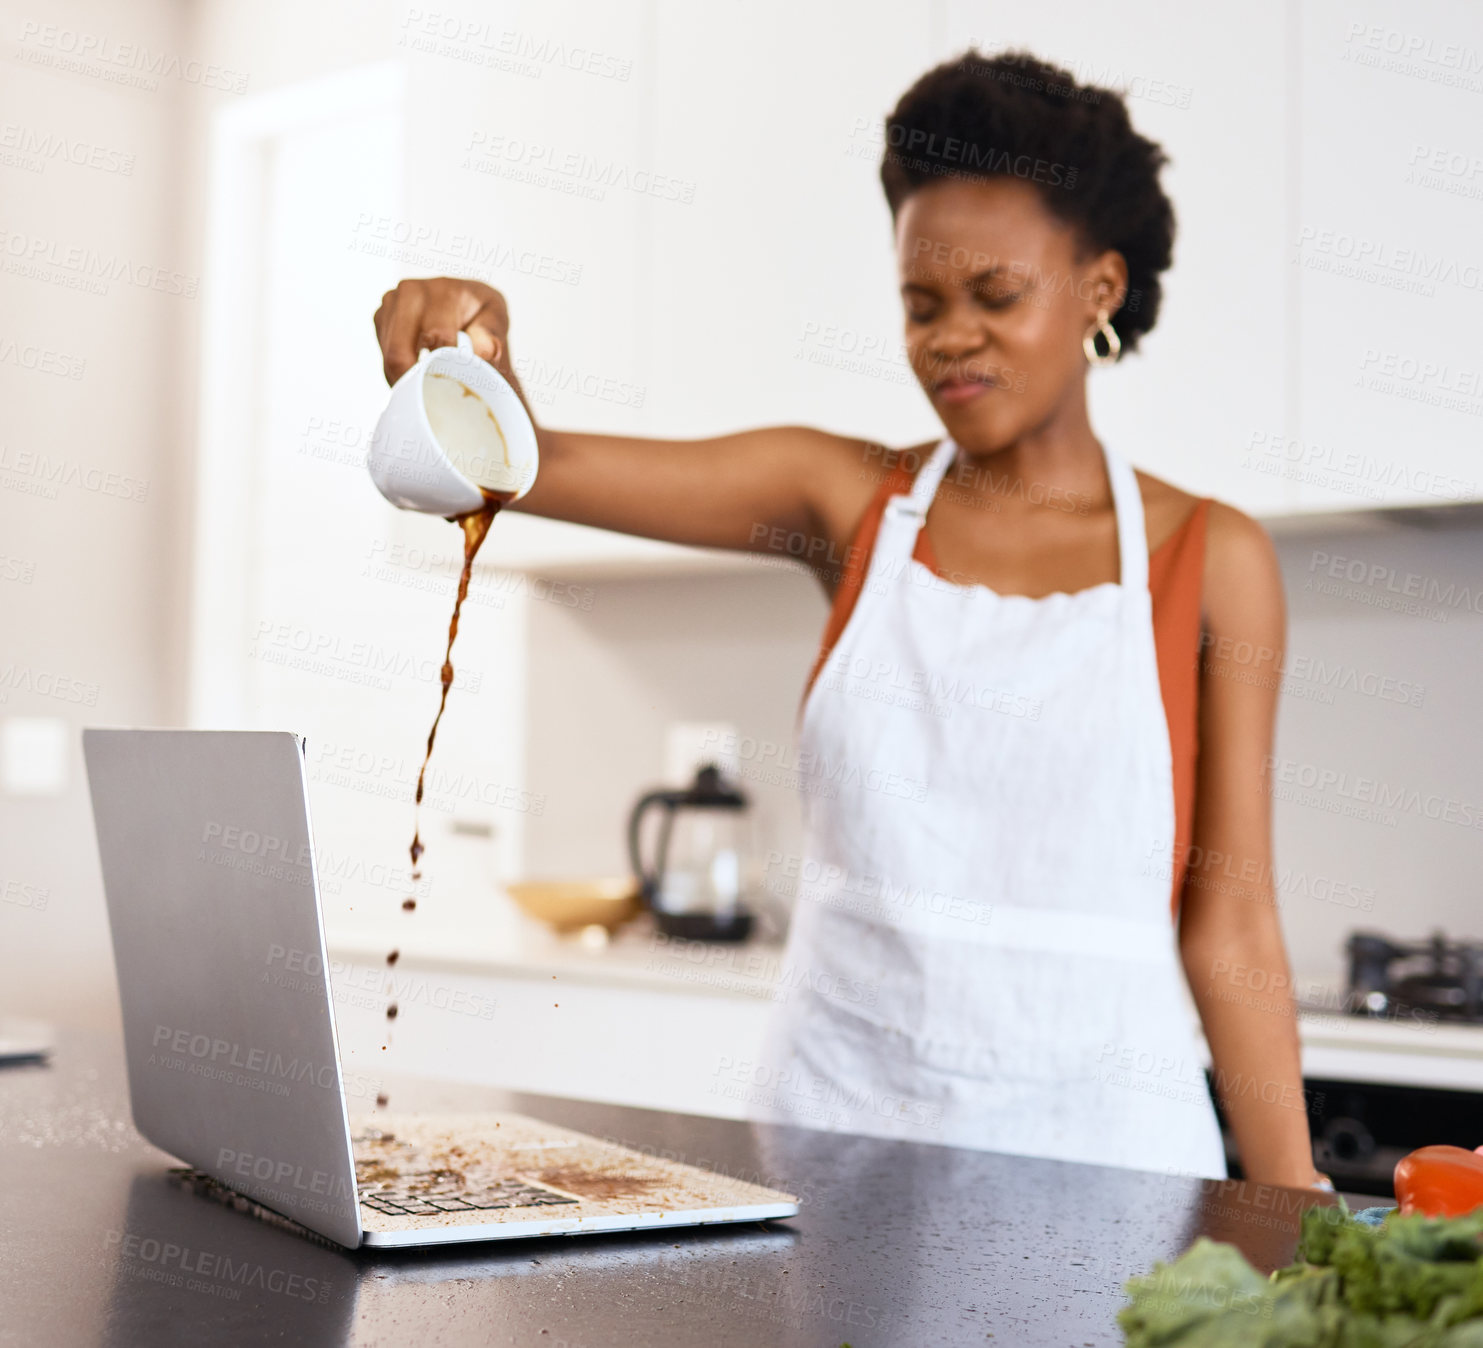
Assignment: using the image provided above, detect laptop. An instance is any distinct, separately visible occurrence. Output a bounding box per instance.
[82,728,799,1249]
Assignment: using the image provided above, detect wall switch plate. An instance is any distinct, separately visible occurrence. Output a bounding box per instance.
[1,717,68,796]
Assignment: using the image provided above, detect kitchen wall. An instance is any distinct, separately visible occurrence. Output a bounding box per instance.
[1270,507,1483,984]
[3,0,1480,1026]
[0,0,193,1026]
[521,566,828,904]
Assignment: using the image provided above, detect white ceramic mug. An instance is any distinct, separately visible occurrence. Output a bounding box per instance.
[368,331,539,515]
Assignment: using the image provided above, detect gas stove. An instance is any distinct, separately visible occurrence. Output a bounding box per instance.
[1347,930,1483,1024]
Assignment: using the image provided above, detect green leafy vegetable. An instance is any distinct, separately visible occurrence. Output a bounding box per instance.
[1119,1204,1483,1346]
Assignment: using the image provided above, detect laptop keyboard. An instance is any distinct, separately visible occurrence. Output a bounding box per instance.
[352,1129,580,1218]
[358,1171,579,1217]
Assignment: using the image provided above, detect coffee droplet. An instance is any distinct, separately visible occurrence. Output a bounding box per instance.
[402,898,417,912]
[386,949,400,966]
[376,1093,389,1108]
[386,1002,399,1020]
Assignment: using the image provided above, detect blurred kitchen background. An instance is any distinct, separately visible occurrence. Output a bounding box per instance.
[2,0,1481,1188]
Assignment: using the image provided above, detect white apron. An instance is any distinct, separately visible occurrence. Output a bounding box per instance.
[753,435,1228,1179]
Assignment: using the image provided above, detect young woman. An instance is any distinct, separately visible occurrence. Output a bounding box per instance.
[374,50,1326,1188]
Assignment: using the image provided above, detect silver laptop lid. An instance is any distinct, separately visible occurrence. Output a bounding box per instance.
[83,729,362,1247]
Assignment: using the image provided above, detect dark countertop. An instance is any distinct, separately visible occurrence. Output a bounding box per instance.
[1,1026,1374,1347]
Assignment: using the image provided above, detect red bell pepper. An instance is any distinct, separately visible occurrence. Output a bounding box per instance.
[1393,1145,1483,1218]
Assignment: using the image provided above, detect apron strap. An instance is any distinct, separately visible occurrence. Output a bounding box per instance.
[875,437,957,560]
[874,435,1149,595]
[1102,442,1149,594]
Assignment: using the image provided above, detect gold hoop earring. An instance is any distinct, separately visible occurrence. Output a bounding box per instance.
[1082,309,1121,366]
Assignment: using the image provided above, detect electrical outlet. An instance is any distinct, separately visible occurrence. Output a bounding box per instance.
[663,721,739,785]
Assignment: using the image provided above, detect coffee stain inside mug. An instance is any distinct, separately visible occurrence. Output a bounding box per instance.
[426,371,513,474]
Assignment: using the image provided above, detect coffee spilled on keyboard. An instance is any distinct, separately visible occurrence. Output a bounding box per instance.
[349,1118,682,1219]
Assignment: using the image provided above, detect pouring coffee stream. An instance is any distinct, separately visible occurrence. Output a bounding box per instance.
[408,490,507,885]
[365,330,539,1109]
[377,491,506,1105]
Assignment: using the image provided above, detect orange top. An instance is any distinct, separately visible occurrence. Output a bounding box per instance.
[803,461,1212,920]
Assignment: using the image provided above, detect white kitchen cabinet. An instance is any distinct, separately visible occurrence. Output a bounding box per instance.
[330,927,783,1119]
[327,933,1483,1126]
[935,0,1294,511]
[1292,0,1483,512]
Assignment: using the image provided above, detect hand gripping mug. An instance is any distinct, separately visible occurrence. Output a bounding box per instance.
[367,331,538,515]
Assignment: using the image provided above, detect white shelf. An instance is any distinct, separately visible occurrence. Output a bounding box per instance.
[479,514,767,579]
[478,488,1483,582]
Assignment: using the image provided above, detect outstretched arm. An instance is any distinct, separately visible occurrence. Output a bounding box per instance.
[373,276,873,556]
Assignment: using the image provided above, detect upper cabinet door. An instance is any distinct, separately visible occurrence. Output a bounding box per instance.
[934,1,1293,511]
[643,0,939,446]
[1294,1,1483,512]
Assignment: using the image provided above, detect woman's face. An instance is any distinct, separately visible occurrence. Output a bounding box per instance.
[895,176,1127,456]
